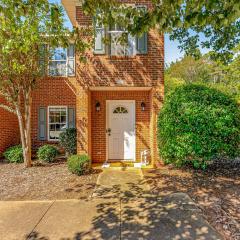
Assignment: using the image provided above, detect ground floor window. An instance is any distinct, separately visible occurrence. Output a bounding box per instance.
[48,106,67,140]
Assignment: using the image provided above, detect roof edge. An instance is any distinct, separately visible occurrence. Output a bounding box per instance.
[61,0,82,27]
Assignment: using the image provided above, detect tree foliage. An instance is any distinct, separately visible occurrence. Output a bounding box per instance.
[166,52,240,102]
[83,0,240,63]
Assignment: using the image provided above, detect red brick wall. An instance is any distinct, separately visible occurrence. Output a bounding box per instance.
[0,77,77,154]
[75,0,164,165]
[91,90,151,163]
[0,98,20,155]
[31,77,76,148]
[76,1,164,89]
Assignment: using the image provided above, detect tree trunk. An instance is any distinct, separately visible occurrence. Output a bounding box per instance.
[16,91,32,167]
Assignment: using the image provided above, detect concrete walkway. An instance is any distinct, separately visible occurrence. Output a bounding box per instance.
[0,168,223,240]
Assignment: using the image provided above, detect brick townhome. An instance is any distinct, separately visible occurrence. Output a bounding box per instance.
[0,0,164,167]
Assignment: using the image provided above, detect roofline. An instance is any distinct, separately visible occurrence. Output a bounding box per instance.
[61,0,82,27]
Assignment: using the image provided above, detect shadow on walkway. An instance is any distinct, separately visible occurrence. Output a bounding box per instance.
[0,168,223,240]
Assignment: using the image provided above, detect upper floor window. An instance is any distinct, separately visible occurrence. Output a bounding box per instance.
[108,24,136,56]
[40,45,75,77]
[94,6,148,56]
[49,47,68,76]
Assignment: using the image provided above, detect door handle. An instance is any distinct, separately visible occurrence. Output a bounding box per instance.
[106,128,111,136]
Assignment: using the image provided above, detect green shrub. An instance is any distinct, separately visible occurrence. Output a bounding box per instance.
[158,84,240,169]
[67,154,91,175]
[3,145,23,163]
[59,128,77,156]
[37,145,58,163]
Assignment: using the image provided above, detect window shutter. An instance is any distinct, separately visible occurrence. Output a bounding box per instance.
[39,44,46,76]
[67,44,75,76]
[38,107,47,140]
[94,16,105,54]
[68,108,76,128]
[136,6,148,54]
[136,32,148,54]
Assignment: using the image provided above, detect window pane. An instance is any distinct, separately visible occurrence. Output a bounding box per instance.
[55,124,61,131]
[49,115,55,123]
[67,60,75,76]
[127,35,135,56]
[60,109,66,116]
[110,32,126,56]
[55,114,60,123]
[110,33,135,56]
[51,47,67,60]
[49,61,67,76]
[50,124,55,131]
[60,124,67,131]
[61,115,66,123]
[50,131,58,139]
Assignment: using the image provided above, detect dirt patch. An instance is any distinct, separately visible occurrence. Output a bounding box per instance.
[143,159,240,240]
[0,160,100,201]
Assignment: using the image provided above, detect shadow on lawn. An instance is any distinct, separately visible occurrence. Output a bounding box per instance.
[25,172,223,240]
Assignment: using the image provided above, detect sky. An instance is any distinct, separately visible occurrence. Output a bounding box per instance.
[50,0,185,64]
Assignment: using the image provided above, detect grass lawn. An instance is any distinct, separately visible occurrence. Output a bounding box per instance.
[0,160,100,201]
[143,159,240,240]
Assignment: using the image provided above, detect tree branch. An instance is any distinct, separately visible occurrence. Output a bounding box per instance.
[0,104,16,114]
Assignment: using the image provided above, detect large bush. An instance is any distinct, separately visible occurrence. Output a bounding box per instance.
[59,128,77,156]
[67,154,91,175]
[37,145,58,163]
[158,84,240,169]
[3,145,23,163]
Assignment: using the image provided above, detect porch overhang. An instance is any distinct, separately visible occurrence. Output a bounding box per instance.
[89,87,152,91]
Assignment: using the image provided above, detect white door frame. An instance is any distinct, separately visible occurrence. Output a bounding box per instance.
[106,100,136,162]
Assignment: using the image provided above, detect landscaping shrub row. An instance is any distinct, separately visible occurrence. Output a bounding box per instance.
[3,128,90,175]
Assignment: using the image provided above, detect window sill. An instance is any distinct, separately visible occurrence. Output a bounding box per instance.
[47,75,76,78]
[108,55,137,60]
[93,54,147,59]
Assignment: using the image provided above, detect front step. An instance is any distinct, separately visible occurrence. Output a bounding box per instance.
[92,162,153,169]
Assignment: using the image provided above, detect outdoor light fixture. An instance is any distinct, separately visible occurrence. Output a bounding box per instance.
[95,102,101,111]
[141,102,146,111]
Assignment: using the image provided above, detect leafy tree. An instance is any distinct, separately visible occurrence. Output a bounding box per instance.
[164,75,184,94]
[83,0,240,63]
[167,56,211,83]
[166,52,240,102]
[0,0,90,167]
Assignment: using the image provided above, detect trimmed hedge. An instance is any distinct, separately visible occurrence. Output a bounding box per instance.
[67,154,91,175]
[59,128,77,156]
[3,145,24,163]
[158,84,240,169]
[37,145,58,163]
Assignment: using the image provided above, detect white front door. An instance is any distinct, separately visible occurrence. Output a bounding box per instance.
[107,100,136,161]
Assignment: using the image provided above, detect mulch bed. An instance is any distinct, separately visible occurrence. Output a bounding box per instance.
[143,159,240,240]
[0,159,101,201]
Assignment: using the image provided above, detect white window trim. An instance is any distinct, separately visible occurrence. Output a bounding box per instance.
[48,106,68,142]
[48,46,75,77]
[108,29,136,56]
